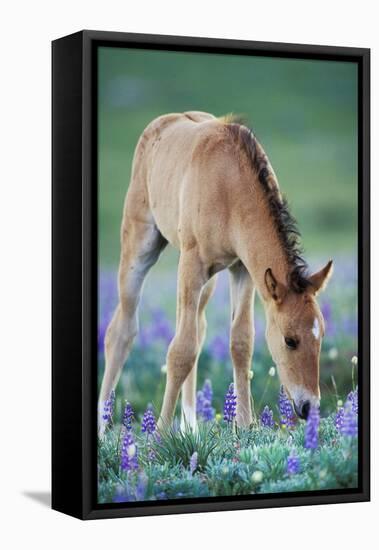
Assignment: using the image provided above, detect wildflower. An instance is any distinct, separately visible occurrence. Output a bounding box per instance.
[351,355,358,365]
[141,406,156,435]
[200,396,215,422]
[287,449,300,475]
[196,379,215,421]
[335,407,344,431]
[122,401,134,431]
[340,401,358,437]
[203,379,212,402]
[268,366,276,377]
[135,472,148,500]
[102,390,115,423]
[221,465,229,476]
[113,484,132,503]
[328,347,338,360]
[260,405,275,428]
[337,399,343,408]
[215,413,222,422]
[304,406,320,449]
[189,451,198,474]
[147,447,156,462]
[347,388,358,414]
[279,386,295,428]
[335,390,358,437]
[161,364,167,374]
[196,390,205,416]
[251,470,263,483]
[223,383,237,423]
[120,431,138,472]
[248,370,254,380]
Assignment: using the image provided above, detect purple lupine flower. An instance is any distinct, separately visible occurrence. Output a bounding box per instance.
[203,379,213,402]
[202,400,215,422]
[120,430,138,472]
[113,485,132,503]
[260,405,275,428]
[304,406,320,449]
[287,449,301,475]
[102,390,115,423]
[279,386,295,428]
[189,451,198,474]
[196,390,206,418]
[122,401,134,431]
[135,473,148,500]
[335,390,358,437]
[196,379,215,421]
[141,406,156,435]
[335,407,345,431]
[147,447,156,462]
[223,383,237,423]
[347,388,358,415]
[340,401,358,437]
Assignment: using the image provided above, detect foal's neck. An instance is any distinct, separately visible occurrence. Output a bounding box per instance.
[235,192,292,303]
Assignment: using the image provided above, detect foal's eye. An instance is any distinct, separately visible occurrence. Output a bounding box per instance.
[285,337,298,350]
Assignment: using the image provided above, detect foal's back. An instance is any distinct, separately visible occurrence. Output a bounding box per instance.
[126,111,249,256]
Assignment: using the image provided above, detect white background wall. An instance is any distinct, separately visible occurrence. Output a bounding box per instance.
[1,1,376,548]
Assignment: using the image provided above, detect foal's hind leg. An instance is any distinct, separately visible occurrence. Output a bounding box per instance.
[229,262,255,427]
[98,220,166,435]
[158,250,208,429]
[180,276,217,430]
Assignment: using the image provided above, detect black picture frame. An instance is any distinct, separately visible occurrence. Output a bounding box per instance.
[52,30,370,520]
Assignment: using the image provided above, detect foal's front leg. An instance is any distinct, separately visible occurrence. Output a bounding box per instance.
[180,276,217,430]
[229,262,255,427]
[158,251,207,429]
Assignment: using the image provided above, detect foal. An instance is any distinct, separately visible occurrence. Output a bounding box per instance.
[98,111,332,434]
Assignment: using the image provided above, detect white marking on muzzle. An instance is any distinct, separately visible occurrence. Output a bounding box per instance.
[290,385,320,409]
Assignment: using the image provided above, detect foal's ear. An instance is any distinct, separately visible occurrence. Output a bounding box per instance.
[308,260,333,295]
[264,268,287,304]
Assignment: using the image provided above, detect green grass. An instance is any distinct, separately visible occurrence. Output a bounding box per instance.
[98,414,358,503]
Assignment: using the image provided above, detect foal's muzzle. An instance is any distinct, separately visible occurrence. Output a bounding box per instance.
[294,400,311,420]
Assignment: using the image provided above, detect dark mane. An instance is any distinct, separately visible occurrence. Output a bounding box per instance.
[225,120,311,293]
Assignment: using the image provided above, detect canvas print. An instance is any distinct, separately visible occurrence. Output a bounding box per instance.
[97,47,358,504]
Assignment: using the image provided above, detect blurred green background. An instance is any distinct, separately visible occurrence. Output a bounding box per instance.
[98,46,358,420]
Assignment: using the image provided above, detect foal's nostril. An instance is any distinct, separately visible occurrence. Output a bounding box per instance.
[294,400,311,420]
[301,401,311,420]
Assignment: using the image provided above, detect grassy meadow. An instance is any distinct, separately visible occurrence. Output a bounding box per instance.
[97,47,359,503]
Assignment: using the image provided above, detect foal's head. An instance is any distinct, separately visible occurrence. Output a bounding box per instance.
[264,261,333,420]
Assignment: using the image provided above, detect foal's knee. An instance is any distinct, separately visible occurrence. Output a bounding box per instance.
[104,308,138,360]
[167,338,197,385]
[230,337,252,367]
